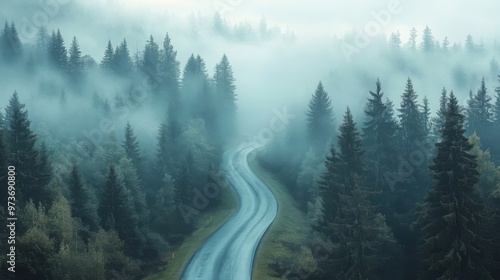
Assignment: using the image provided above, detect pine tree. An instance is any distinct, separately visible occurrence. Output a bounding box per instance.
[406,27,417,50]
[5,92,52,205]
[113,39,133,75]
[98,165,143,256]
[362,79,399,192]
[492,75,500,126]
[48,29,67,71]
[142,35,159,72]
[213,54,237,139]
[413,92,491,280]
[398,78,426,155]
[306,82,334,153]
[422,96,431,137]
[35,25,50,56]
[122,122,142,175]
[67,36,84,80]
[466,77,493,134]
[0,21,22,62]
[69,165,98,234]
[389,31,402,48]
[100,40,114,73]
[158,33,181,116]
[317,108,398,280]
[421,26,435,52]
[432,88,448,139]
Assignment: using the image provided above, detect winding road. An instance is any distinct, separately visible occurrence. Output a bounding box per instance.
[181,143,278,280]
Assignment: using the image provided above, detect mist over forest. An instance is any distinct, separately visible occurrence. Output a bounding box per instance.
[1,0,500,279]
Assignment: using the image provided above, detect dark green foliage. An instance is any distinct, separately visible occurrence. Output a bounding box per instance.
[362,79,399,192]
[48,29,67,71]
[398,78,426,154]
[0,21,22,62]
[5,92,52,205]
[142,35,160,71]
[158,33,181,117]
[306,81,334,153]
[113,39,133,75]
[492,75,500,125]
[432,88,448,140]
[316,108,399,280]
[100,40,114,73]
[422,96,431,137]
[69,165,98,234]
[122,122,142,174]
[98,166,144,256]
[413,93,491,280]
[213,54,237,140]
[67,36,84,80]
[466,77,493,134]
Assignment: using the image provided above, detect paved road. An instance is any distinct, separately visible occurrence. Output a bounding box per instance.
[180,143,278,280]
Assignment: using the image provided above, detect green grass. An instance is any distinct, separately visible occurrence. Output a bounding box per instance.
[248,150,310,280]
[144,184,237,280]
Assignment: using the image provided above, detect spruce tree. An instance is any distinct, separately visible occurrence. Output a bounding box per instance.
[466,77,493,134]
[306,81,334,153]
[398,78,425,155]
[5,92,52,205]
[67,36,83,80]
[122,122,142,174]
[98,165,143,256]
[48,29,67,71]
[0,21,22,62]
[422,96,431,137]
[413,92,491,280]
[317,108,398,280]
[69,165,98,234]
[158,33,181,116]
[421,26,435,52]
[493,75,500,126]
[113,39,133,75]
[362,78,399,192]
[142,35,159,71]
[100,40,114,73]
[35,25,49,57]
[432,88,448,140]
[213,54,237,139]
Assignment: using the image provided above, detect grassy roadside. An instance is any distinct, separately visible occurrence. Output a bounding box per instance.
[248,149,310,280]
[144,183,237,280]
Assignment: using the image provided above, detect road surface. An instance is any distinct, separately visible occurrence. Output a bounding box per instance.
[180,143,278,280]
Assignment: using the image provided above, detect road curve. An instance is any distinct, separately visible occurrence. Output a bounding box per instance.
[180,142,278,280]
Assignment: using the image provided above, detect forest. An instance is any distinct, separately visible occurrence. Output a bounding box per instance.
[1,1,500,279]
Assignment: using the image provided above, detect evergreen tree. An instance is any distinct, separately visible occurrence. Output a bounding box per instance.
[406,27,418,50]
[389,31,402,48]
[158,33,181,116]
[69,165,98,234]
[422,96,431,137]
[98,165,143,256]
[421,26,435,52]
[398,78,426,155]
[35,25,50,56]
[213,54,237,139]
[122,122,142,174]
[316,108,398,280]
[142,35,159,71]
[113,39,133,75]
[48,29,67,71]
[306,82,334,153]
[0,21,22,62]
[5,92,52,205]
[466,77,493,134]
[492,75,500,126]
[100,40,114,73]
[362,79,399,192]
[67,36,84,80]
[431,88,448,139]
[413,93,491,280]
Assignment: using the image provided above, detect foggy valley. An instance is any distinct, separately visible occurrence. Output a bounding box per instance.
[1,0,500,279]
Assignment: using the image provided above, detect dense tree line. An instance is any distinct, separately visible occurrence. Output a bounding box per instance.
[0,20,238,279]
[259,75,500,279]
